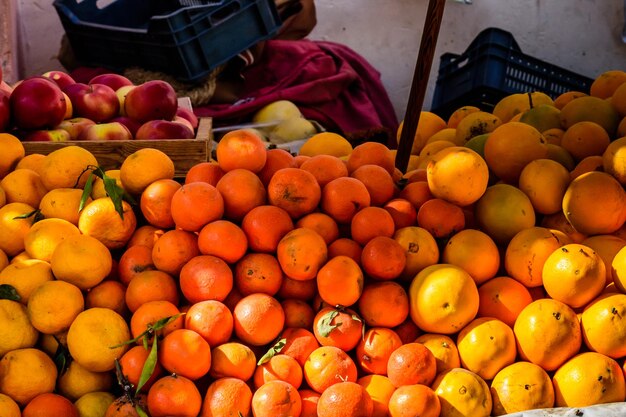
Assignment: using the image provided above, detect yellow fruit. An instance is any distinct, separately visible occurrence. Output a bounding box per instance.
[67,307,131,372]
[253,100,302,124]
[0,299,39,357]
[58,360,114,401]
[0,259,54,304]
[0,168,48,207]
[299,132,353,158]
[553,352,625,407]
[393,226,440,280]
[559,95,620,137]
[0,202,35,257]
[50,234,113,290]
[0,348,57,406]
[397,112,447,155]
[454,111,501,144]
[23,217,81,262]
[518,158,570,215]
[27,280,84,335]
[119,148,175,195]
[441,228,500,285]
[602,136,626,186]
[581,293,626,358]
[37,145,98,190]
[74,391,116,417]
[39,188,90,226]
[519,103,561,133]
[432,368,492,417]
[415,333,460,374]
[269,118,317,143]
[91,169,123,200]
[493,92,554,123]
[0,133,25,180]
[0,393,21,417]
[447,106,481,129]
[490,361,555,415]
[408,263,479,334]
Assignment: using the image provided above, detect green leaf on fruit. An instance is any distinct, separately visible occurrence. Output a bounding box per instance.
[12,209,44,223]
[80,171,95,212]
[258,338,287,365]
[135,405,149,417]
[52,334,71,375]
[103,175,125,220]
[110,313,184,348]
[317,309,341,337]
[0,284,20,301]
[135,338,158,394]
[78,165,128,219]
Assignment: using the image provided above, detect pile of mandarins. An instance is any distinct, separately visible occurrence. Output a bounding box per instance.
[1,69,626,417]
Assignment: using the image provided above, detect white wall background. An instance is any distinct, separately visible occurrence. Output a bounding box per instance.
[9,0,626,120]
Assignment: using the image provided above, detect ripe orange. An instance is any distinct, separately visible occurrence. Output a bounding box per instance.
[300,154,349,188]
[151,229,199,276]
[170,182,224,232]
[356,327,403,375]
[304,345,358,393]
[50,234,113,290]
[117,244,155,285]
[147,374,202,417]
[321,177,371,224]
[209,342,257,381]
[184,160,224,186]
[23,217,80,262]
[0,348,57,406]
[37,145,97,190]
[358,281,409,328]
[129,300,184,344]
[179,254,233,303]
[276,227,327,281]
[78,197,137,250]
[27,280,84,334]
[0,202,35,257]
[393,226,439,280]
[251,380,301,417]
[581,293,626,358]
[316,255,364,307]
[158,328,212,380]
[0,168,48,207]
[361,236,407,281]
[0,259,53,304]
[383,198,417,229]
[22,393,79,417]
[216,168,266,222]
[387,342,437,387]
[415,333,461,374]
[327,237,363,263]
[118,345,164,393]
[253,354,303,389]
[119,148,175,195]
[317,381,373,417]
[258,148,298,186]
[267,167,321,219]
[296,212,340,245]
[388,384,440,417]
[513,298,582,371]
[477,276,533,327]
[198,219,248,264]
[216,128,267,173]
[416,198,465,239]
[313,306,363,352]
[234,252,283,296]
[233,293,285,346]
[184,300,233,346]
[357,374,395,417]
[281,298,315,329]
[241,205,294,253]
[125,270,179,313]
[350,164,396,207]
[518,158,571,215]
[139,178,181,228]
[38,188,88,225]
[350,206,395,246]
[280,327,320,367]
[0,133,25,179]
[346,141,394,175]
[200,377,253,417]
[442,229,500,285]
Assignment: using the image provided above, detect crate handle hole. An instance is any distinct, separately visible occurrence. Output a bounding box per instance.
[211,1,242,24]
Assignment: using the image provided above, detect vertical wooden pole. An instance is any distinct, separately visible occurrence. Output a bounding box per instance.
[395,0,446,173]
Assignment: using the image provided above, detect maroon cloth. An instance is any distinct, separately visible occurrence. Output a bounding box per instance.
[196,39,399,146]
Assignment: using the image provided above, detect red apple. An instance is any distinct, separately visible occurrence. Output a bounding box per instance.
[116,85,135,116]
[56,117,96,140]
[173,115,195,133]
[175,107,199,130]
[124,80,178,123]
[22,128,71,142]
[62,92,73,119]
[63,82,119,123]
[42,70,76,90]
[78,121,133,141]
[135,119,194,140]
[89,73,134,92]
[0,81,12,96]
[10,76,67,129]
[110,116,142,137]
[0,91,9,132]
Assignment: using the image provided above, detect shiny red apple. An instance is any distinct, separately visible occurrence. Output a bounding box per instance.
[0,90,9,132]
[124,80,178,123]
[176,107,199,130]
[56,117,96,140]
[10,76,67,129]
[42,70,76,90]
[135,119,194,140]
[110,116,142,137]
[78,121,133,141]
[89,73,134,92]
[22,128,71,142]
[63,82,119,123]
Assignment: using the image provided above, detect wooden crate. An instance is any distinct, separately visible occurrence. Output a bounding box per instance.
[23,118,213,178]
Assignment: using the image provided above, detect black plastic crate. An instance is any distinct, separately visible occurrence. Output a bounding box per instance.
[53,0,282,84]
[430,27,594,120]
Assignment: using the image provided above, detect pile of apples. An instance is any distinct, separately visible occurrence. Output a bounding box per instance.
[0,68,199,141]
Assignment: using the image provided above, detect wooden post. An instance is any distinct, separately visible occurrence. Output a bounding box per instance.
[395,0,447,173]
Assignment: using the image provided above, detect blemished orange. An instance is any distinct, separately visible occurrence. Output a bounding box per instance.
[267,167,321,219]
[296,212,340,245]
[504,226,569,288]
[432,368,492,417]
[393,226,439,280]
[321,176,371,224]
[119,148,175,195]
[300,154,349,188]
[147,375,202,417]
[38,188,88,225]
[216,168,266,222]
[553,352,626,407]
[78,197,137,250]
[23,217,80,262]
[387,342,437,387]
[454,110,502,143]
[276,227,327,281]
[124,270,179,313]
[241,205,294,253]
[117,244,155,285]
[442,228,500,285]
[139,178,181,229]
[304,345,358,393]
[317,381,373,417]
[185,300,233,347]
[251,380,302,417]
[409,263,479,334]
[22,393,79,417]
[216,128,268,173]
[170,182,225,232]
[200,377,253,417]
[151,229,200,276]
[477,276,533,327]
[184,160,225,186]
[447,105,481,128]
[358,281,409,328]
[0,168,47,207]
[0,133,25,179]
[0,348,58,406]
[234,252,283,296]
[581,293,626,358]
[316,255,364,307]
[50,234,113,290]
[158,328,212,380]
[313,306,363,352]
[490,361,555,415]
[67,307,131,372]
[198,219,248,264]
[209,342,257,381]
[357,374,395,417]
[513,298,582,371]
[356,327,403,375]
[388,384,441,417]
[0,202,35,257]
[27,280,84,334]
[361,236,407,281]
[105,394,147,417]
[37,145,97,190]
[179,255,233,303]
[457,317,517,380]
[415,333,461,375]
[542,243,606,308]
[253,354,303,389]
[426,146,489,206]
[233,293,285,346]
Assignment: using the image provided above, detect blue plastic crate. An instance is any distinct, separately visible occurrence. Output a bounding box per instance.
[53,0,282,84]
[431,27,594,120]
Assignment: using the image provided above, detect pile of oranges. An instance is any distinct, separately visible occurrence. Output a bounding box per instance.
[1,69,626,417]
